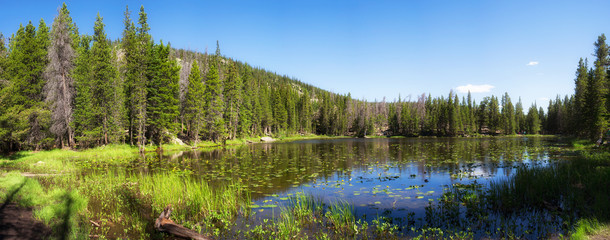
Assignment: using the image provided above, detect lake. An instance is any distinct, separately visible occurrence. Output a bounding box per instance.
[103,136,571,238]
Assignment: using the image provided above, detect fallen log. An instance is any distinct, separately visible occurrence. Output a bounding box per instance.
[154,205,211,240]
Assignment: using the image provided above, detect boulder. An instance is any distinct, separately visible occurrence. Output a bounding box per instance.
[260,136,275,142]
[170,136,185,145]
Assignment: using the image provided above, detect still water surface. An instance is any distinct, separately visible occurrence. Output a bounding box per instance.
[135,137,568,225]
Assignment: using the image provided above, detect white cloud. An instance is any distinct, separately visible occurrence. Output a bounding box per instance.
[456,84,495,93]
[527,61,539,66]
[538,97,550,102]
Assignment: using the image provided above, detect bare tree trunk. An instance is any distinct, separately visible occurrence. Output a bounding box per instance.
[68,126,74,148]
[155,205,210,240]
[103,115,108,144]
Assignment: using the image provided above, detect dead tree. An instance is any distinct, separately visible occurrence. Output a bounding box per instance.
[154,205,211,240]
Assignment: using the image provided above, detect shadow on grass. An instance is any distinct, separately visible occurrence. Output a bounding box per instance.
[0,151,29,161]
[0,177,26,210]
[58,192,74,240]
[116,184,164,239]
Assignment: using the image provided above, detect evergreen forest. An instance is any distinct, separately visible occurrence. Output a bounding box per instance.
[1,4,608,154]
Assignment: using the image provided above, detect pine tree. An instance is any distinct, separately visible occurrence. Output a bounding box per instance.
[36,19,50,84]
[8,22,47,106]
[538,106,546,133]
[466,91,475,133]
[183,60,204,142]
[44,7,75,148]
[203,61,226,142]
[59,3,79,49]
[489,96,500,133]
[501,92,515,135]
[0,33,7,88]
[573,58,588,136]
[447,91,459,136]
[72,35,95,146]
[122,6,150,151]
[272,87,288,132]
[237,66,253,137]
[147,42,179,146]
[585,34,609,139]
[526,104,540,134]
[298,89,313,133]
[1,21,51,151]
[223,61,241,139]
[91,13,123,144]
[259,84,273,135]
[286,88,298,132]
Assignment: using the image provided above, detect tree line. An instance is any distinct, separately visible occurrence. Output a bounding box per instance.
[0,4,605,153]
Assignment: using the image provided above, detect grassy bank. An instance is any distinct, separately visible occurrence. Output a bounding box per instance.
[1,135,608,239]
[0,134,347,239]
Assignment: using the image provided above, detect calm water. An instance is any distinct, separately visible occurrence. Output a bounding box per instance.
[123,137,568,220]
[93,136,570,237]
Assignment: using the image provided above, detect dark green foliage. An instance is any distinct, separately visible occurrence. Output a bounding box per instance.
[183,60,204,142]
[90,14,124,144]
[224,61,241,139]
[72,35,96,147]
[0,33,7,85]
[146,42,179,146]
[515,98,525,133]
[526,104,540,134]
[59,3,80,49]
[501,92,515,135]
[122,5,151,151]
[4,3,610,152]
[573,58,588,136]
[203,62,226,142]
[584,34,609,139]
[237,66,253,137]
[7,22,47,106]
[272,87,288,132]
[0,20,51,152]
[298,89,313,133]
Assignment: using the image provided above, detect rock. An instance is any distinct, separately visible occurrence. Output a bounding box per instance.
[260,137,275,142]
[170,136,184,145]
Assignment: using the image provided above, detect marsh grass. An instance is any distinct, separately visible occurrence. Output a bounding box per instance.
[486,151,610,238]
[2,136,607,239]
[136,172,250,222]
[75,171,251,238]
[325,200,356,234]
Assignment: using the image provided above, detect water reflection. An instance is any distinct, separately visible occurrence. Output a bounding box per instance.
[101,137,562,219]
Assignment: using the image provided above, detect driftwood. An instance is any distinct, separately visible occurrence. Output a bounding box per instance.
[155,205,211,240]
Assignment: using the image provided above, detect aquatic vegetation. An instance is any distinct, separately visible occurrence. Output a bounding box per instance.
[325,200,356,235]
[4,136,604,239]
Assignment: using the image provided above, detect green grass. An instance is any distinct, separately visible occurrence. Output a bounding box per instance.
[325,200,356,234]
[289,194,323,222]
[572,219,603,240]
[2,136,608,239]
[75,170,251,238]
[0,172,88,239]
[572,139,595,149]
[486,151,610,237]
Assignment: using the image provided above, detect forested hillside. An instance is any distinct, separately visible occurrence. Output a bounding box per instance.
[0,4,606,153]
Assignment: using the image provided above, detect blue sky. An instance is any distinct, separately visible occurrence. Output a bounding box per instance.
[2,1,610,110]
